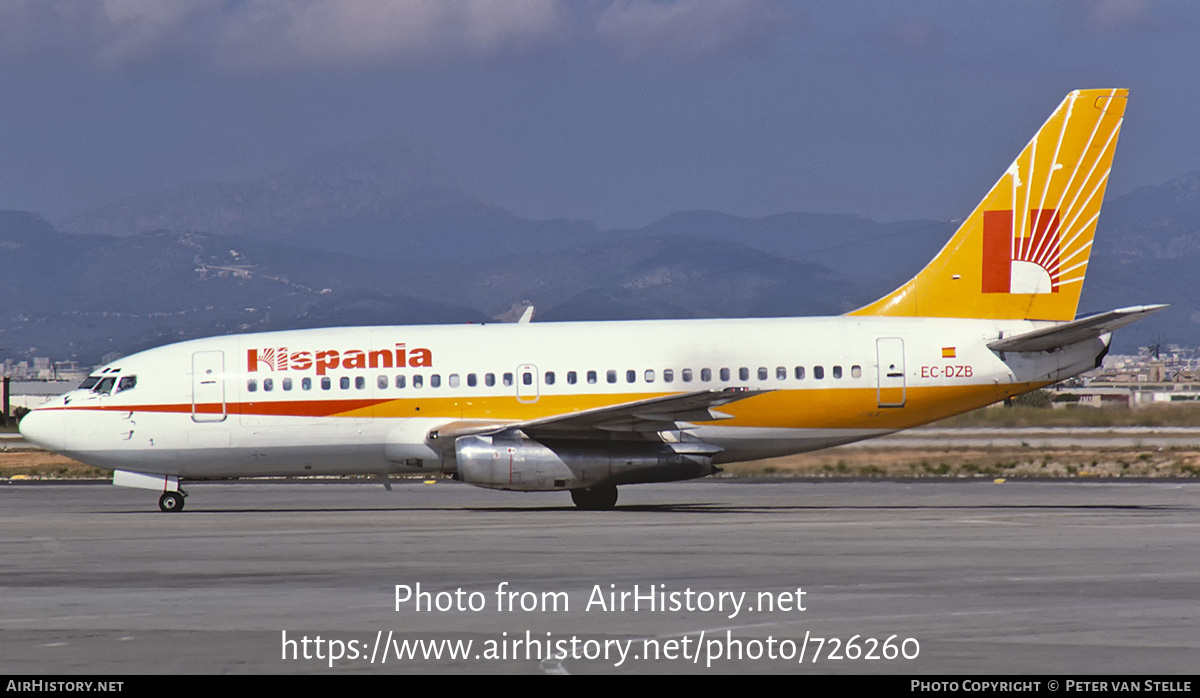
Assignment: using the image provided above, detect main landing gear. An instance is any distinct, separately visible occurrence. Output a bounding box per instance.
[570,484,618,511]
[158,490,188,513]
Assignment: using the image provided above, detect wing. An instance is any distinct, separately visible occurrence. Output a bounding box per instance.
[430,388,768,443]
[519,387,767,435]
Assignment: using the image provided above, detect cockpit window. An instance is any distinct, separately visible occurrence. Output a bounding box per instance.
[94,377,117,394]
[116,376,137,393]
[79,376,101,390]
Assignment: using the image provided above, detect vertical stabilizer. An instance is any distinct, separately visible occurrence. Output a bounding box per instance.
[850,89,1127,321]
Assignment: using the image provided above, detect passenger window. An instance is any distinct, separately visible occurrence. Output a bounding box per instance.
[283,377,293,391]
[522,372,532,386]
[794,366,805,380]
[545,371,555,385]
[700,368,711,382]
[720,368,731,381]
[116,376,137,393]
[356,376,366,390]
[340,376,350,390]
[302,377,312,391]
[814,366,824,379]
[467,373,477,387]
[567,371,577,385]
[833,366,842,379]
[588,370,598,384]
[682,368,693,382]
[430,374,441,388]
[395,375,406,389]
[503,373,513,387]
[626,370,636,383]
[378,376,388,390]
[645,369,655,382]
[321,377,331,390]
[851,365,862,378]
[263,378,273,392]
[739,367,749,381]
[413,375,424,389]
[246,379,258,393]
[776,367,786,380]
[485,373,495,387]
[758,367,768,380]
[450,374,460,388]
[663,369,674,383]
[607,370,617,384]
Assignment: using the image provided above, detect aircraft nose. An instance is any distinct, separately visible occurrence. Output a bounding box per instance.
[18,408,66,452]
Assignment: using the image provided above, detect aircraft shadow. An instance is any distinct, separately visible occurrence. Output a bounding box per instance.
[99,502,1184,515]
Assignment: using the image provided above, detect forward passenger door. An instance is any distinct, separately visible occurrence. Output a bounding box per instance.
[191,351,227,422]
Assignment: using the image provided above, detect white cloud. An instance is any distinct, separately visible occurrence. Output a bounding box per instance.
[94,0,221,67]
[0,0,790,71]
[595,0,794,60]
[0,1,99,59]
[0,0,564,71]
[212,0,565,72]
[887,20,945,53]
[1085,0,1152,32]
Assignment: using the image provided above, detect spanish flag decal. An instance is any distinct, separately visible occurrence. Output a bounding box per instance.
[942,347,957,358]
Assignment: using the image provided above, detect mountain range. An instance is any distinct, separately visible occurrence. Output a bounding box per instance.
[2,144,1197,365]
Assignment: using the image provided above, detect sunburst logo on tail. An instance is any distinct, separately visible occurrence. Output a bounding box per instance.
[982,208,1062,294]
[849,89,1127,321]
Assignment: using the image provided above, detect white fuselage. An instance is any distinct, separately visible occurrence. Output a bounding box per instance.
[20,315,1105,481]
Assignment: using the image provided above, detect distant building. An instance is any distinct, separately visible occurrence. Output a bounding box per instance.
[6,381,77,410]
[1047,348,1200,407]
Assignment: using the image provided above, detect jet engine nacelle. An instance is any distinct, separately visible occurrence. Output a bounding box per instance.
[454,433,717,492]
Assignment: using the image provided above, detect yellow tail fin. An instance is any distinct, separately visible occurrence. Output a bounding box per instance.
[850,89,1128,322]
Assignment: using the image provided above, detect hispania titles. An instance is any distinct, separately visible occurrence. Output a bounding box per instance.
[248,344,432,376]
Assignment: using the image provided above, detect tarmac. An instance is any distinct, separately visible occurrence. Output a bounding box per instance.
[1,479,1198,674]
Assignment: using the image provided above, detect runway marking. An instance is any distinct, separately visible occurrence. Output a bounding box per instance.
[954,518,1031,525]
[4,612,155,624]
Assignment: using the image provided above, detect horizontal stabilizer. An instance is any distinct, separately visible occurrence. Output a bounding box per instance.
[988,304,1168,353]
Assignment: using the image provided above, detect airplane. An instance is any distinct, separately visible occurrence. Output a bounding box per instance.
[18,88,1166,512]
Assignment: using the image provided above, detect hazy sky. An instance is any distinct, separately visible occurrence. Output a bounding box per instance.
[1,0,1198,229]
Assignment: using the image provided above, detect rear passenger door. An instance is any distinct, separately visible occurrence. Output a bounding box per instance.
[876,338,906,408]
